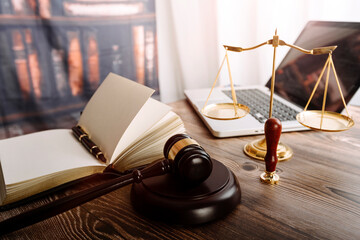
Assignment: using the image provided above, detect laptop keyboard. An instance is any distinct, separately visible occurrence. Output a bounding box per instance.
[222,89,299,123]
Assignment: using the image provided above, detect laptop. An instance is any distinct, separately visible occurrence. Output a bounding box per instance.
[185,21,360,137]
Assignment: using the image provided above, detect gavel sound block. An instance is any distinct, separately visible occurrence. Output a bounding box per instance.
[131,134,241,225]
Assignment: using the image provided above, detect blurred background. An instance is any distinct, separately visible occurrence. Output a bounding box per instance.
[156,0,360,103]
[0,0,359,138]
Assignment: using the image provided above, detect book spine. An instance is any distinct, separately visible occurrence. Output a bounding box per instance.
[27,0,37,14]
[98,39,125,83]
[67,30,83,96]
[11,29,32,100]
[144,0,155,13]
[0,126,7,139]
[36,27,59,101]
[132,25,145,85]
[83,29,100,91]
[11,0,36,15]
[24,28,42,99]
[71,0,141,2]
[53,0,65,16]
[0,0,13,14]
[38,0,51,18]
[48,30,69,98]
[154,26,159,93]
[0,30,11,131]
[63,1,144,17]
[51,48,69,98]
[5,123,24,138]
[0,29,21,100]
[144,24,158,92]
[2,120,52,139]
[111,44,123,75]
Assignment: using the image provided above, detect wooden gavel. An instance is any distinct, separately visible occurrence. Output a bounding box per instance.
[260,118,282,184]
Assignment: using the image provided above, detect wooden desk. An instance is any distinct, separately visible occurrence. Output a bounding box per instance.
[1,100,360,239]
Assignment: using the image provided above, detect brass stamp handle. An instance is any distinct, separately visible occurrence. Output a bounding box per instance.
[260,118,282,184]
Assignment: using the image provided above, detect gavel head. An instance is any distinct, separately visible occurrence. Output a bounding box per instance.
[163,134,213,185]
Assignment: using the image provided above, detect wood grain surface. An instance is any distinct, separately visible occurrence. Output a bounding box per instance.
[0,100,359,239]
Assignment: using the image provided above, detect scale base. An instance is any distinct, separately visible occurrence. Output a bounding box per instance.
[244,137,293,161]
[131,159,241,225]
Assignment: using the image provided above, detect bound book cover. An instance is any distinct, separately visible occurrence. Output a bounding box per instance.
[0,73,185,206]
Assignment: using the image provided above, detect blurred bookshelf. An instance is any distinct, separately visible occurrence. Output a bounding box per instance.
[0,0,159,139]
[0,14,156,26]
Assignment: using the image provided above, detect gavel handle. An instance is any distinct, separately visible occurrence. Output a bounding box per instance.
[0,159,172,235]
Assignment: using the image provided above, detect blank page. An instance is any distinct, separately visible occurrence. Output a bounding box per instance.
[0,129,104,185]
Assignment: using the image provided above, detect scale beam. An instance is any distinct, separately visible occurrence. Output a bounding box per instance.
[224,41,337,56]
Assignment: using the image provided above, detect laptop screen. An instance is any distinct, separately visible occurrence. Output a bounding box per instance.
[266,21,360,113]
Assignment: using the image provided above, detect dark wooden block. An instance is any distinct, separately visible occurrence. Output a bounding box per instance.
[131,159,241,225]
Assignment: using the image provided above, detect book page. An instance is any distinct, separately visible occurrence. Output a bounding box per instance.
[112,111,185,171]
[111,98,171,162]
[0,129,105,185]
[78,73,154,163]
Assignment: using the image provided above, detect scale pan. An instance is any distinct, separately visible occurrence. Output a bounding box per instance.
[202,103,249,120]
[296,110,354,132]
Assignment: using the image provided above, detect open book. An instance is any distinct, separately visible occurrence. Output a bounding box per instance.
[0,73,185,206]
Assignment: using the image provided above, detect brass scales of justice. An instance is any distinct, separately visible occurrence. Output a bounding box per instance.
[202,29,355,162]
